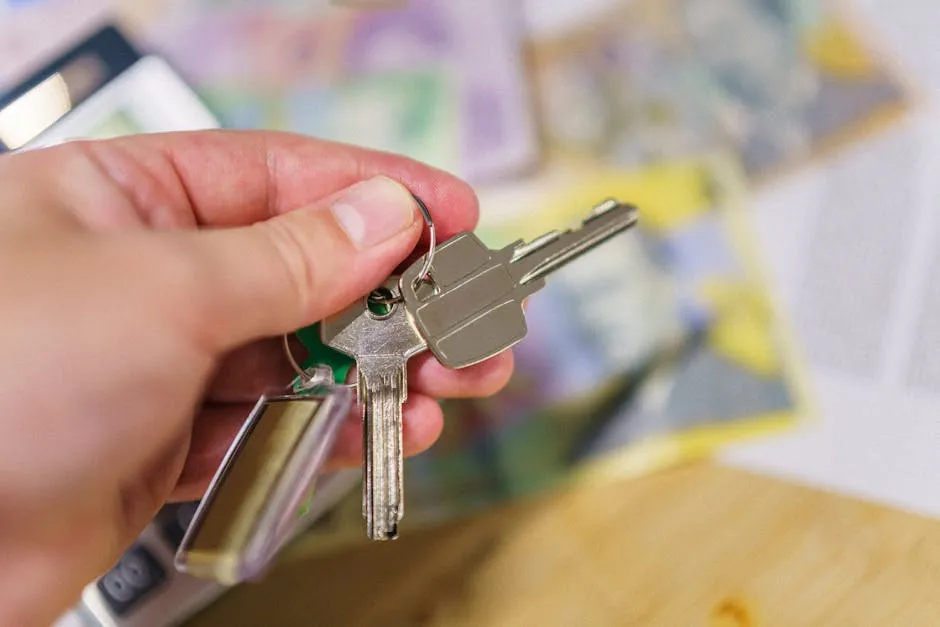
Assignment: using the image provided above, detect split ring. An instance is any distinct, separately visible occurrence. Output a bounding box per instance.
[368,191,437,306]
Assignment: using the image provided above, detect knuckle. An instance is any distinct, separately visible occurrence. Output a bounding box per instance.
[257,217,318,319]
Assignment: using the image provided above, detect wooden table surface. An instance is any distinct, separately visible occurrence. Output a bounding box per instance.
[191,463,940,626]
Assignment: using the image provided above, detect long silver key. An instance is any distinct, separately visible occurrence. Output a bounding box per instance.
[320,277,427,540]
[400,198,638,369]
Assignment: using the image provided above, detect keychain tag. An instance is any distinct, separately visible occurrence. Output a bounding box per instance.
[175,384,352,585]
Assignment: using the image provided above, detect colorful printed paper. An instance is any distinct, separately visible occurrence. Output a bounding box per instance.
[530,0,913,181]
[137,0,537,182]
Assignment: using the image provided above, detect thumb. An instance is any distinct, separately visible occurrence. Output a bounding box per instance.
[177,175,423,350]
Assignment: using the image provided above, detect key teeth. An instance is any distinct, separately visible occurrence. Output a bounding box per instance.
[590,198,621,216]
[511,231,561,263]
[511,199,639,287]
[585,199,637,224]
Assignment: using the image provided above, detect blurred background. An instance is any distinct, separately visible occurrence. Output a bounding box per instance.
[4,0,940,625]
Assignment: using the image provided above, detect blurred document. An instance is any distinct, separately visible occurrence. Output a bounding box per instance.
[722,106,940,519]
[2,0,538,182]
[529,0,913,183]
[521,0,619,38]
[139,0,537,182]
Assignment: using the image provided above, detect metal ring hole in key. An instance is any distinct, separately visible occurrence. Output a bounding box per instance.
[366,286,397,320]
[282,187,436,389]
[369,192,437,307]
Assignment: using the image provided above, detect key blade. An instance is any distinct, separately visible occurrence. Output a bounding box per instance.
[358,358,406,540]
[510,199,638,286]
[321,278,426,541]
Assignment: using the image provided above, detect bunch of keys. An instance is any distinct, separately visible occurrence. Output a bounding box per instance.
[175,194,638,584]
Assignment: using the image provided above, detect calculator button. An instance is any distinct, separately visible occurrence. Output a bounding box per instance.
[95,544,166,616]
[158,501,199,549]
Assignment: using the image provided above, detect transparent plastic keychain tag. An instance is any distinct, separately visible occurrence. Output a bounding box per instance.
[174,337,354,586]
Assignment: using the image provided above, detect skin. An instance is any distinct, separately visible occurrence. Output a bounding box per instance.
[0,131,513,626]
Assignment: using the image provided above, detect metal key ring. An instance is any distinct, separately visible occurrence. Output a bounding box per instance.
[410,193,437,285]
[369,192,436,306]
[281,335,357,390]
[282,334,316,386]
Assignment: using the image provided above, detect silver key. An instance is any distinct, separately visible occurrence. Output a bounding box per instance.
[320,277,427,540]
[400,198,638,369]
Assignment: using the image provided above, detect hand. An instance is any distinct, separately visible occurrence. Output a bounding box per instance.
[0,131,513,626]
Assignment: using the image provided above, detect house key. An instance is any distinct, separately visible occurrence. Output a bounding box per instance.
[399,198,638,368]
[320,197,638,541]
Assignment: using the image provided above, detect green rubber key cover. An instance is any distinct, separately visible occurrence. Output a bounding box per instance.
[296,323,355,384]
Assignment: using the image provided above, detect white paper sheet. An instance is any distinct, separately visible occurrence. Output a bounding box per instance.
[722,0,940,517]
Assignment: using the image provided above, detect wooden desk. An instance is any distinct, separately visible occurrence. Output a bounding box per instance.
[191,464,940,626]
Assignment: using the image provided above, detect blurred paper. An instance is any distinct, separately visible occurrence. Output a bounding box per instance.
[133,0,537,182]
[283,155,810,557]
[198,71,461,172]
[723,108,940,519]
[530,0,914,182]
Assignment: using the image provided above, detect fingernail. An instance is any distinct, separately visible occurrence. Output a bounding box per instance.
[331,176,417,248]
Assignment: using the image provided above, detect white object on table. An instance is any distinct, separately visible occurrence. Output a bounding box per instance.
[723,0,940,519]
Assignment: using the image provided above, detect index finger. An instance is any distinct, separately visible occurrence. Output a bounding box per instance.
[58,130,479,238]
